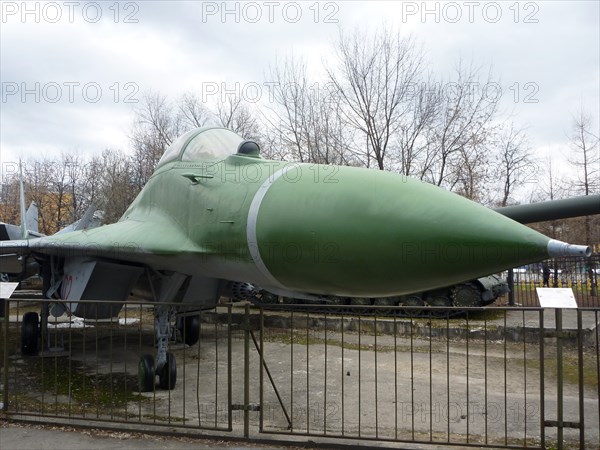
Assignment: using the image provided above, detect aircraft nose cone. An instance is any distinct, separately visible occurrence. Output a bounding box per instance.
[250,165,554,297]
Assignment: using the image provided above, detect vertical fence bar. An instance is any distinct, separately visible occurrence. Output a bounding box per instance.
[596,310,599,448]
[53,318,58,415]
[374,315,378,439]
[465,311,470,443]
[341,313,344,436]
[522,310,527,443]
[577,309,584,449]
[109,314,115,420]
[40,302,45,415]
[394,316,398,441]
[539,309,545,449]
[259,309,264,432]
[243,304,250,439]
[484,316,488,445]
[13,301,19,414]
[123,304,128,422]
[290,310,294,432]
[323,314,327,435]
[504,310,508,445]
[306,312,310,434]
[197,309,203,428]
[508,269,515,306]
[136,304,141,421]
[428,311,433,441]
[227,306,232,431]
[214,313,218,427]
[556,308,563,450]
[446,312,450,443]
[358,315,362,438]
[410,314,415,440]
[258,308,264,433]
[2,298,8,413]
[67,314,73,418]
[94,313,99,419]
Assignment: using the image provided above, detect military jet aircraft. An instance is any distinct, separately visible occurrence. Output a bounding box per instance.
[0,127,591,391]
[1,165,101,278]
[0,165,42,243]
[0,202,40,242]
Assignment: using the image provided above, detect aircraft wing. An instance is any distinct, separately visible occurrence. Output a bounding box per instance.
[1,213,224,316]
[0,214,204,272]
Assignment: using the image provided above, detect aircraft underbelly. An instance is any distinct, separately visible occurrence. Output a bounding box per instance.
[61,257,143,319]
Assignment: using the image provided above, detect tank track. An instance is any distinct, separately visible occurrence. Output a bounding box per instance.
[233,275,509,318]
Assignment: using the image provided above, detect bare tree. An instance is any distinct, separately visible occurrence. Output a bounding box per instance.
[0,173,20,225]
[423,62,499,189]
[77,155,104,215]
[393,74,439,177]
[327,27,423,170]
[567,108,599,296]
[130,92,184,189]
[98,149,136,224]
[178,91,210,129]
[453,135,491,203]
[492,123,536,207]
[264,56,314,162]
[568,108,599,197]
[215,95,261,140]
[24,158,67,234]
[265,55,352,164]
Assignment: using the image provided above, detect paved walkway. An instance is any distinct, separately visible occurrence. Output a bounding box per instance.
[0,420,284,450]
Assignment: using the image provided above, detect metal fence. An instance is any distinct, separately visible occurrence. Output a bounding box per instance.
[1,298,599,450]
[1,300,235,433]
[508,255,599,307]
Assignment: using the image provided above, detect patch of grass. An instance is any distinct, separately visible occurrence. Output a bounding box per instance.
[263,329,397,352]
[15,357,147,409]
[0,323,20,371]
[526,355,598,390]
[400,309,507,329]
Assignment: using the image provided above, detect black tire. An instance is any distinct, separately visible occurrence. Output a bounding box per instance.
[159,352,177,390]
[21,312,39,355]
[178,315,200,346]
[138,354,155,392]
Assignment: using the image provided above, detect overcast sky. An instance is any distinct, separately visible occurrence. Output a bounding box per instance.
[1,1,598,179]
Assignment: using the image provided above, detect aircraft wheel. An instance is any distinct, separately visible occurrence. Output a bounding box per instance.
[21,312,39,355]
[138,354,155,392]
[178,315,200,346]
[159,352,177,390]
[453,283,480,307]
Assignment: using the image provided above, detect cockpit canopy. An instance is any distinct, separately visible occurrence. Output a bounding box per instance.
[156,127,245,169]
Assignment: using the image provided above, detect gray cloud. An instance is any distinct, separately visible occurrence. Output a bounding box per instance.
[1,1,598,166]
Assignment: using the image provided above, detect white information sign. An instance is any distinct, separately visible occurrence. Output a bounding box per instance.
[536,288,578,309]
[0,282,19,299]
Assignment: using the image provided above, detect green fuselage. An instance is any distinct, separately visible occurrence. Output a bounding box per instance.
[118,152,550,297]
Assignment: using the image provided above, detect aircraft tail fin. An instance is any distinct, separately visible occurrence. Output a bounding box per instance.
[74,203,97,231]
[18,161,28,240]
[25,202,39,233]
[56,203,101,235]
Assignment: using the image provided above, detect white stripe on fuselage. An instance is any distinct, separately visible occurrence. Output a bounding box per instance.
[246,165,299,289]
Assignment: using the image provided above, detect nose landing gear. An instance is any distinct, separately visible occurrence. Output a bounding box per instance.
[138,307,199,392]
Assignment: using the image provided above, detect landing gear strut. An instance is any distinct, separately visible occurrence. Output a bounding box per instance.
[138,306,178,392]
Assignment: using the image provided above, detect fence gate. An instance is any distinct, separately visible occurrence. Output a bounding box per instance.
[252,305,599,449]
